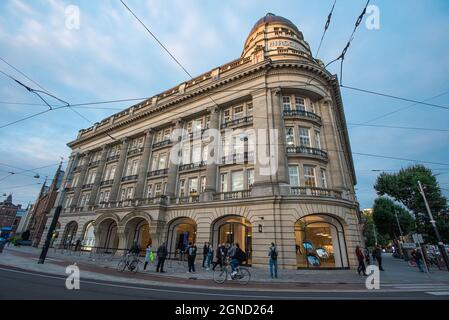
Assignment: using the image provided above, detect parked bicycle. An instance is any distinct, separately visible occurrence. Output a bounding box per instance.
[213,263,251,285]
[117,253,140,273]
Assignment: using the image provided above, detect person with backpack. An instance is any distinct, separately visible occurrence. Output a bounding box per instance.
[230,243,246,277]
[268,242,279,279]
[186,242,198,273]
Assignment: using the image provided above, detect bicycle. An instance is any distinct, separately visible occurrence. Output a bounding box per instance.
[117,253,140,273]
[213,263,251,285]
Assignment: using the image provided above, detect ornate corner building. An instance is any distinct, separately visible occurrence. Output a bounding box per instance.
[44,13,364,269]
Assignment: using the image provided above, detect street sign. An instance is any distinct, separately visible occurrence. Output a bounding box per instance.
[412,233,424,243]
[401,243,416,249]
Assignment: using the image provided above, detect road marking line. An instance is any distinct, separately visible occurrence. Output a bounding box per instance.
[426,291,449,296]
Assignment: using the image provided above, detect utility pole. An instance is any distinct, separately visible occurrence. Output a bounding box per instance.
[417,180,449,271]
[38,155,77,264]
[393,208,405,257]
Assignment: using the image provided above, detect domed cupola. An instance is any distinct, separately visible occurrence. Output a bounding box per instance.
[242,13,312,63]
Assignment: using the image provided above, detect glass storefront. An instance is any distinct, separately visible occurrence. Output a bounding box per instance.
[167,218,197,258]
[295,215,348,269]
[214,216,252,265]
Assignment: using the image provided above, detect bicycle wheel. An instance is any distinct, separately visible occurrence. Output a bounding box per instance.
[130,260,140,273]
[213,268,227,284]
[235,268,251,285]
[117,259,127,272]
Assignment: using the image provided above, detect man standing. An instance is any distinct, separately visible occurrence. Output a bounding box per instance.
[356,245,367,276]
[186,242,197,273]
[372,244,384,271]
[268,242,279,279]
[156,242,168,273]
[413,248,425,273]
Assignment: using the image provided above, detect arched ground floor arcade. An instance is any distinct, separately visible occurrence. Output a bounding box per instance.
[52,199,364,269]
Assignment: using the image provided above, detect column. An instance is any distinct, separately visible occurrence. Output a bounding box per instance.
[202,106,219,201]
[109,138,130,202]
[89,145,109,206]
[320,98,345,190]
[165,119,183,201]
[250,88,290,197]
[134,129,154,199]
[72,151,92,207]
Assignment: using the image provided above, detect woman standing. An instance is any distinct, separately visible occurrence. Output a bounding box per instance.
[143,244,153,270]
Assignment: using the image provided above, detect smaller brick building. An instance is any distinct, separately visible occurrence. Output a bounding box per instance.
[0,194,22,235]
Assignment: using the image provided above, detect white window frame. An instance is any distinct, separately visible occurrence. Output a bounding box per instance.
[304,165,316,187]
[299,127,311,147]
[288,165,300,187]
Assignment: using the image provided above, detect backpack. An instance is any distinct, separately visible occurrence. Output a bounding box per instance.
[270,247,278,260]
[188,246,197,256]
[236,248,247,262]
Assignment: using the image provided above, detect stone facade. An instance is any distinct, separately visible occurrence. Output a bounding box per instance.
[43,13,364,269]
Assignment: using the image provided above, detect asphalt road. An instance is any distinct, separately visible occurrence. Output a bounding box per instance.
[0,266,448,300]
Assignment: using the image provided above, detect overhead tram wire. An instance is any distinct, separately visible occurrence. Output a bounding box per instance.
[315,0,337,59]
[348,89,449,129]
[0,64,117,141]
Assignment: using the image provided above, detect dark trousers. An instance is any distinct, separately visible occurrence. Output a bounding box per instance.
[357,259,366,275]
[188,256,196,272]
[144,261,149,270]
[202,255,207,267]
[212,257,223,271]
[376,257,384,270]
[156,257,166,272]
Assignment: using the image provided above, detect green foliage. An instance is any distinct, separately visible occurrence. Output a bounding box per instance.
[372,197,415,240]
[374,165,448,243]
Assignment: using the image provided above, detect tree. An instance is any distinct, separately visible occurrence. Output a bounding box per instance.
[372,197,415,242]
[374,165,448,243]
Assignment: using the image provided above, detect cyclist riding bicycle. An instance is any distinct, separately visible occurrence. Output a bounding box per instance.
[229,243,247,277]
[128,241,141,259]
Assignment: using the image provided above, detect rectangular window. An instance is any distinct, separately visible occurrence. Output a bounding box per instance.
[163,128,171,141]
[200,176,206,193]
[126,187,134,200]
[220,173,228,192]
[233,106,244,120]
[104,190,110,202]
[189,178,198,195]
[295,96,305,111]
[192,144,201,163]
[310,101,316,114]
[158,154,167,170]
[286,127,295,146]
[71,174,79,187]
[65,195,73,208]
[109,166,116,180]
[224,109,231,123]
[304,165,316,187]
[146,184,153,198]
[179,180,186,197]
[186,121,193,133]
[205,115,210,129]
[99,192,104,203]
[131,160,139,175]
[156,130,163,143]
[202,145,208,162]
[320,168,327,188]
[289,165,300,187]
[120,188,126,201]
[299,127,311,147]
[315,131,321,149]
[231,170,244,191]
[182,144,191,164]
[246,102,253,117]
[155,183,162,197]
[193,118,203,132]
[232,136,244,155]
[282,96,291,112]
[246,169,254,189]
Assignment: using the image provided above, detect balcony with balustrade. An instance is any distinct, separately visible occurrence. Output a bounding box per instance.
[147,168,169,178]
[283,109,321,125]
[220,116,253,129]
[286,146,328,161]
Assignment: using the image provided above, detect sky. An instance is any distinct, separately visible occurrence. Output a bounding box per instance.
[0,0,448,209]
